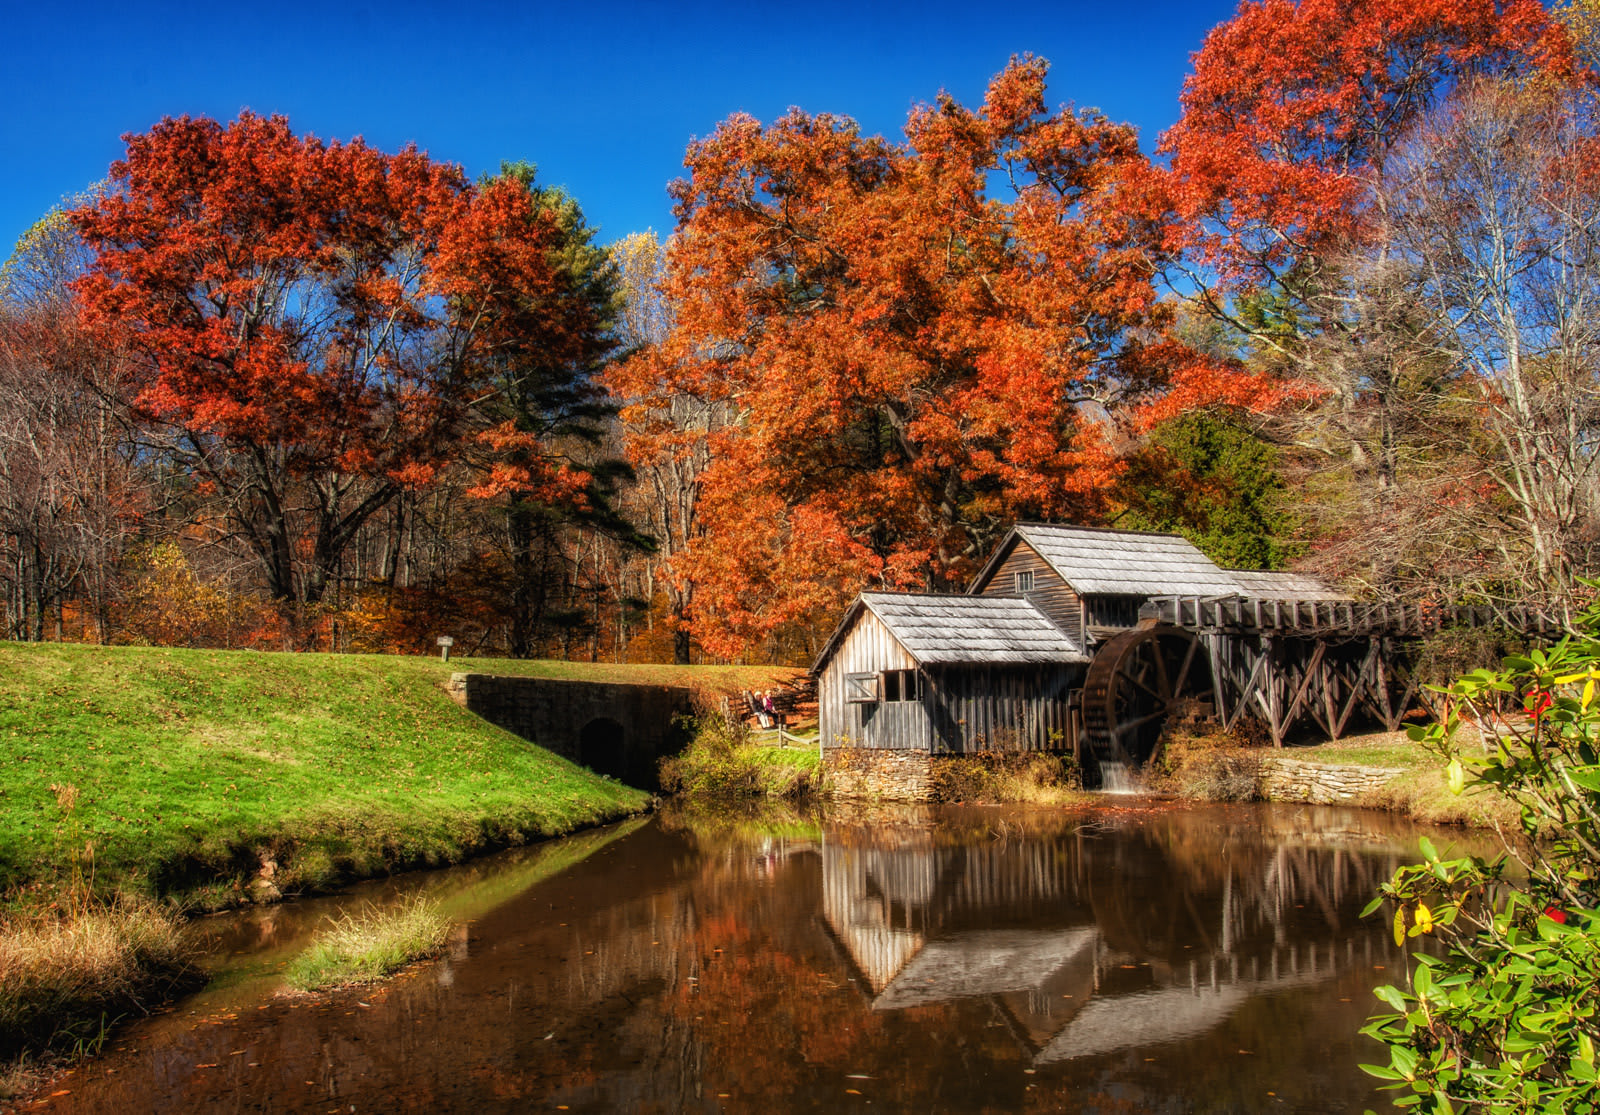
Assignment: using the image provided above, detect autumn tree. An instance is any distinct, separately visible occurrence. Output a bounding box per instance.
[605,230,729,663]
[1329,79,1600,610]
[1159,0,1569,308]
[622,58,1280,657]
[427,161,645,658]
[70,115,584,620]
[0,207,143,642]
[1158,0,1580,608]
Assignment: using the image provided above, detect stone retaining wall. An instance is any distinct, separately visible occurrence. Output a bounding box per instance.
[822,747,933,802]
[448,673,696,789]
[1253,756,1404,805]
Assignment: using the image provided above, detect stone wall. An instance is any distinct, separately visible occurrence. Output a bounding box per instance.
[822,747,933,802]
[448,673,696,790]
[1253,756,1404,805]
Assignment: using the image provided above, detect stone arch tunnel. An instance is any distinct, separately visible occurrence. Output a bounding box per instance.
[448,674,697,790]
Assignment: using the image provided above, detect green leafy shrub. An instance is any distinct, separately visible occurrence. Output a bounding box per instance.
[1361,593,1600,1112]
[1413,625,1528,691]
[658,715,819,799]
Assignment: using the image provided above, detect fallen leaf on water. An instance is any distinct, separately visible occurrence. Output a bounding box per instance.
[49,1091,71,1098]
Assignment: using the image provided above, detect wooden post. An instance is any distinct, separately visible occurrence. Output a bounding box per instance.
[1374,639,1398,733]
[1283,641,1325,733]
[1265,636,1283,747]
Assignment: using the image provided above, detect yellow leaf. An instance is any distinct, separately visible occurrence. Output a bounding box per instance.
[1393,905,1407,947]
[1415,902,1434,934]
[1447,759,1464,796]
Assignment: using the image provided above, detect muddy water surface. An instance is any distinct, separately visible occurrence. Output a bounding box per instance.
[29,801,1477,1113]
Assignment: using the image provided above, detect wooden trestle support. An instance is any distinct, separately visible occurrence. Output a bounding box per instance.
[1136,597,1566,748]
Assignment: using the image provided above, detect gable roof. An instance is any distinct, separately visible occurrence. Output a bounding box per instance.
[811,592,1088,675]
[1226,569,1351,602]
[972,523,1244,598]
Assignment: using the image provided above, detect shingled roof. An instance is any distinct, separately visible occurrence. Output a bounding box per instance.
[973,523,1245,598]
[812,592,1089,674]
[1226,569,1351,602]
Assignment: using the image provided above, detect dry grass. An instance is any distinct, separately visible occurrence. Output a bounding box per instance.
[0,898,195,1062]
[928,752,1084,805]
[284,896,451,991]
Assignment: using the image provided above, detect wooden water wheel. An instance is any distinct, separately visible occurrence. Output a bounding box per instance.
[1081,625,1210,784]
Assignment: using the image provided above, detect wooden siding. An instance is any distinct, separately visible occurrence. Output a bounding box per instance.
[926,664,1083,755]
[1084,594,1144,631]
[976,541,1085,645]
[818,608,929,750]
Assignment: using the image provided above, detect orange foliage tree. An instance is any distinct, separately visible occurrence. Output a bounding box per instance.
[1157,0,1572,312]
[71,115,582,612]
[609,58,1281,658]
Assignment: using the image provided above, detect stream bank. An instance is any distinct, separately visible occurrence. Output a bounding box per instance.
[12,801,1488,1114]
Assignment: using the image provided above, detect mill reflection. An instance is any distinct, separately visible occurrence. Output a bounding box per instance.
[818,805,1415,1065]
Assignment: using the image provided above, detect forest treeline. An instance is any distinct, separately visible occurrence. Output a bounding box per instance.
[2,0,1597,665]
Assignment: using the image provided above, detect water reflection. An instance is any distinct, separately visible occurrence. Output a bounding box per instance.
[26,803,1477,1114]
[820,807,1414,1070]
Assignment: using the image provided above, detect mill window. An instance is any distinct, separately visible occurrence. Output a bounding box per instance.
[1014,570,1035,594]
[845,672,878,703]
[882,668,920,703]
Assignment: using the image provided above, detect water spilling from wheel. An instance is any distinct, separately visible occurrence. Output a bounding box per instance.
[29,802,1481,1114]
[1095,759,1142,793]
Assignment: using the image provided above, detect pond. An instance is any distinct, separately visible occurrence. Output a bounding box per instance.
[30,801,1479,1113]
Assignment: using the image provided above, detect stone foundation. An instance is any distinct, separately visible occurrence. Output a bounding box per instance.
[822,747,933,802]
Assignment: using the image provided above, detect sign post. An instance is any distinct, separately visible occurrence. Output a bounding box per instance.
[436,635,455,662]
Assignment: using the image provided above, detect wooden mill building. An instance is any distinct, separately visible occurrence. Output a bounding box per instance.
[813,525,1245,762]
[812,523,1378,794]
[814,521,1566,797]
[812,591,1090,755]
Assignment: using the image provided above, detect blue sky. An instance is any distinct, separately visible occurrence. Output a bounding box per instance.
[3,0,1241,254]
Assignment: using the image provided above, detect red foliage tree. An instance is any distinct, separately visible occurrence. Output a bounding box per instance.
[611,58,1282,658]
[71,114,578,610]
[1158,0,1572,299]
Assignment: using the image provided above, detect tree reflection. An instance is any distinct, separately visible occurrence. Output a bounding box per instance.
[36,804,1470,1114]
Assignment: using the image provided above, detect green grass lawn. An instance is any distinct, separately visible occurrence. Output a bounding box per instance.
[0,643,794,902]
[1280,730,1436,769]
